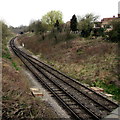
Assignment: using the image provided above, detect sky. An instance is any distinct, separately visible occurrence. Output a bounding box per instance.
[0,0,120,27]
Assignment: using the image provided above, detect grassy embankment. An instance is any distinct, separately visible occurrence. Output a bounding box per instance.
[18,32,120,102]
[2,34,19,70]
[2,33,58,119]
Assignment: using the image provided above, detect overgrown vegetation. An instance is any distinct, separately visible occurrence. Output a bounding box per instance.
[1,21,19,70]
[3,9,120,103]
[77,13,99,37]
[2,47,19,70]
[106,19,120,42]
[2,59,58,119]
[92,80,120,101]
[0,21,10,40]
[2,21,58,119]
[28,20,48,34]
[2,7,120,119]
[27,12,105,39]
[17,10,120,102]
[18,32,120,102]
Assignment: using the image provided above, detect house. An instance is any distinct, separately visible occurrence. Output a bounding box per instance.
[101,16,117,27]
[101,14,120,31]
[93,14,120,32]
[93,22,102,29]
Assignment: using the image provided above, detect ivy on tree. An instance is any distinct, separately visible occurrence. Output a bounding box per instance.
[70,14,77,31]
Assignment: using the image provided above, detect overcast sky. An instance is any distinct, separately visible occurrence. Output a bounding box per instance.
[0,0,120,27]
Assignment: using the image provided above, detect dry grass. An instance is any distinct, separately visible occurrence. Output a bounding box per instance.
[18,34,118,84]
[2,34,59,119]
[2,58,58,119]
[18,33,120,101]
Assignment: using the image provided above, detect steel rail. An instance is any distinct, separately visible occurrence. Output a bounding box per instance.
[10,38,100,120]
[10,37,119,120]
[19,52,113,112]
[22,55,101,119]
[12,37,118,110]
[19,50,112,116]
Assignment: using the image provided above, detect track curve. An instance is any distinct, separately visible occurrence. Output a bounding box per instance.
[10,37,119,120]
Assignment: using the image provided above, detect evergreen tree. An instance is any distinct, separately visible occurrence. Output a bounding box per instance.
[54,20,60,31]
[70,14,77,31]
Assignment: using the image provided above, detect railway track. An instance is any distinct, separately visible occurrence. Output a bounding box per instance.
[10,37,119,120]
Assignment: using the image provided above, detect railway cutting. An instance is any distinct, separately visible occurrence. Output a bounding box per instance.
[10,37,119,120]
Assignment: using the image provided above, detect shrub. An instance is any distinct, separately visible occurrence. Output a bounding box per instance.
[107,20,120,42]
[0,21,10,40]
[92,28,105,37]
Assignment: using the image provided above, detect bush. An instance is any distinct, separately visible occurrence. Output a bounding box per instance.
[65,32,77,41]
[92,28,105,37]
[78,13,99,38]
[0,21,10,40]
[107,30,119,42]
[107,20,120,42]
[81,29,92,38]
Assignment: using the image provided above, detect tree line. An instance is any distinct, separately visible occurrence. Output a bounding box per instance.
[6,10,120,42]
[28,11,100,37]
[27,10,120,42]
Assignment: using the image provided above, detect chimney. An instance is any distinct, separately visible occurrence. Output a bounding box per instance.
[118,1,120,18]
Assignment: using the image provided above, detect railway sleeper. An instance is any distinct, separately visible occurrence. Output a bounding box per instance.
[53,89,62,91]
[60,96,71,99]
[69,105,81,109]
[77,113,94,120]
[55,91,64,94]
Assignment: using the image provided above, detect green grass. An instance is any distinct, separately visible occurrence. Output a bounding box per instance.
[92,80,120,101]
[41,57,119,101]
[11,61,19,71]
[2,95,11,100]
[2,49,20,71]
[2,36,19,70]
[2,47,12,60]
[115,56,120,60]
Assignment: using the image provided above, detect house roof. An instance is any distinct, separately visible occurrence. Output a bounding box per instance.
[101,17,118,22]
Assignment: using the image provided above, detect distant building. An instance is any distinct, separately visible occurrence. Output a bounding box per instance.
[93,16,120,32]
[101,15,119,27]
[93,22,102,29]
[62,21,70,31]
[93,18,119,31]
[100,15,120,32]
[100,2,120,31]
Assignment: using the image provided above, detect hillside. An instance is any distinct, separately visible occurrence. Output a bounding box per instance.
[18,32,120,102]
